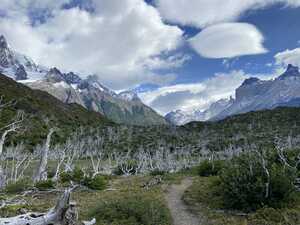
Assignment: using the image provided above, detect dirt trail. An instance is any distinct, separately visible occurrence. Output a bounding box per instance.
[165,177,201,225]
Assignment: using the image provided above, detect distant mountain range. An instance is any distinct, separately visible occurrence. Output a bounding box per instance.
[166,64,300,125]
[3,34,300,127]
[0,35,167,126]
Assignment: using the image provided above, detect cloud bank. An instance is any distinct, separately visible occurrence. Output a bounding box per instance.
[140,69,278,115]
[0,0,185,89]
[156,0,300,28]
[189,23,267,59]
[275,48,300,67]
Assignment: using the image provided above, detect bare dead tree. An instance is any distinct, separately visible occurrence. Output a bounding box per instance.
[255,150,270,198]
[0,188,96,225]
[33,128,56,183]
[0,109,24,189]
[5,143,33,183]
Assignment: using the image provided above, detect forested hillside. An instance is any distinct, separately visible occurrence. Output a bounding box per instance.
[0,74,113,148]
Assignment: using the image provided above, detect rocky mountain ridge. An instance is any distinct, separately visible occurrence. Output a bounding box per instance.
[0,35,167,126]
[166,64,300,125]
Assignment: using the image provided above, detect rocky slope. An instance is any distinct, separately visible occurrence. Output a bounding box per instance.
[167,64,300,125]
[214,64,300,120]
[0,35,167,126]
[165,98,233,125]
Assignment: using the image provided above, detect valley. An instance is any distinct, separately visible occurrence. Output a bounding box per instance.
[0,3,300,223]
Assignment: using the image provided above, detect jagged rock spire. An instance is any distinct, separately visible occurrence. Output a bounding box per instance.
[0,35,8,49]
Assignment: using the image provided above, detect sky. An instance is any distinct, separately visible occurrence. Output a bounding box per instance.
[1,0,300,115]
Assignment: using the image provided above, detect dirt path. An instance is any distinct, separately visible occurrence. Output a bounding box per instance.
[165,177,201,225]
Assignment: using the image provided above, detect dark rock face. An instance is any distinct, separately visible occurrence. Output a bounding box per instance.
[45,67,65,83]
[242,77,260,86]
[278,64,300,80]
[15,65,28,80]
[63,72,82,84]
[0,35,13,68]
[0,35,8,49]
[214,64,300,120]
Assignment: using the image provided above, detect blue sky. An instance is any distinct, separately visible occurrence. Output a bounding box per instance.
[158,3,300,84]
[1,0,300,115]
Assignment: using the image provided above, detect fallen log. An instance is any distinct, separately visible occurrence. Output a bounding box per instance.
[0,189,96,225]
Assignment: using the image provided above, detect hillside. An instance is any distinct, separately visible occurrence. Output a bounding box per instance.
[182,107,300,152]
[0,73,113,148]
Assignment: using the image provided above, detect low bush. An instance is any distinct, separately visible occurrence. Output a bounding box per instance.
[83,175,108,190]
[90,192,172,225]
[35,179,55,191]
[5,179,32,194]
[60,171,73,183]
[197,159,225,177]
[150,169,166,176]
[72,166,85,183]
[60,167,85,184]
[218,152,297,211]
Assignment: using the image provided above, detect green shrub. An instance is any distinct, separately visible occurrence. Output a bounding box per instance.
[59,167,85,184]
[150,169,166,176]
[5,179,32,194]
[197,159,225,177]
[35,179,55,191]
[218,152,297,211]
[90,192,172,225]
[60,171,73,183]
[84,175,108,190]
[72,167,85,183]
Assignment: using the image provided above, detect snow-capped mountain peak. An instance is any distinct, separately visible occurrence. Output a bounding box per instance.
[165,98,234,125]
[0,35,46,80]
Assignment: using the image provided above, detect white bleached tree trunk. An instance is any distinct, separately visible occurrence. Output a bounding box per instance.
[33,128,56,183]
[0,189,96,225]
[0,111,24,189]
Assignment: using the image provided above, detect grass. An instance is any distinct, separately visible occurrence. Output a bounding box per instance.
[183,176,300,225]
[0,175,172,225]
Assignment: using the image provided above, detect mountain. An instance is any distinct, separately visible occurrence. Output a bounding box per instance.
[0,73,112,149]
[24,70,167,126]
[165,98,233,125]
[214,64,300,120]
[167,64,300,125]
[0,35,46,80]
[0,35,167,126]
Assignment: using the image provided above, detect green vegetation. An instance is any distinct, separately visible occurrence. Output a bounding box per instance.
[5,179,32,194]
[197,160,225,177]
[184,149,300,224]
[218,151,297,210]
[83,175,108,190]
[90,191,171,225]
[184,176,300,225]
[35,179,55,191]
[0,176,172,225]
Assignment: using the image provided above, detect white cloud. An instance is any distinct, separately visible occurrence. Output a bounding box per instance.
[0,0,184,89]
[156,0,300,28]
[189,23,267,59]
[140,70,276,115]
[140,71,247,115]
[275,48,300,67]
